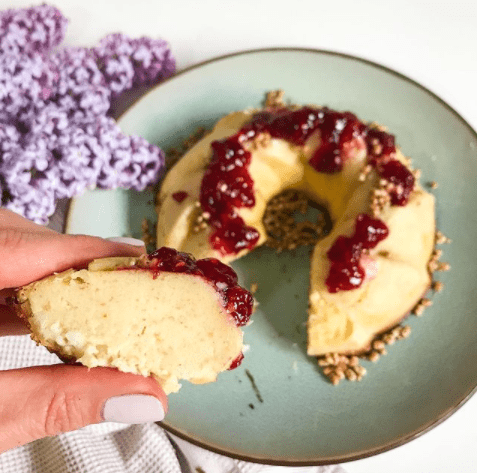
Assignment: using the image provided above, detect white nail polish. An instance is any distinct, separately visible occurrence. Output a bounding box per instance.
[107,237,146,247]
[102,395,165,424]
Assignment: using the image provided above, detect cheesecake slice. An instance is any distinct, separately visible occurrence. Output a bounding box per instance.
[15,248,253,394]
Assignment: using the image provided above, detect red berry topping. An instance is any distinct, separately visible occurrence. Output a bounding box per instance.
[228,352,244,370]
[378,160,415,206]
[209,216,260,256]
[326,262,366,293]
[327,235,361,263]
[136,248,254,327]
[148,247,197,275]
[172,191,188,203]
[325,214,389,293]
[196,257,238,291]
[353,214,389,249]
[224,286,254,327]
[198,105,412,257]
[309,110,367,174]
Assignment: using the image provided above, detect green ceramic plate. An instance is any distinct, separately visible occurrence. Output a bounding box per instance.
[66,49,477,466]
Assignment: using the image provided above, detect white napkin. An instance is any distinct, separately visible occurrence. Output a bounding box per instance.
[0,336,347,473]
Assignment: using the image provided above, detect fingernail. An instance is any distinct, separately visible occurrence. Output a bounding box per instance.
[102,395,165,424]
[107,237,145,247]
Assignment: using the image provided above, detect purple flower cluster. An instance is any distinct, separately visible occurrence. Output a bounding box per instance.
[0,5,175,224]
[93,33,176,98]
[0,4,67,55]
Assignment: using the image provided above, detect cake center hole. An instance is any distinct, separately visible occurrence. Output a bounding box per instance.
[262,190,331,252]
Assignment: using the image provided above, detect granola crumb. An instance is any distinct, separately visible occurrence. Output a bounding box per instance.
[412,168,422,180]
[432,281,444,292]
[318,321,417,384]
[247,132,271,151]
[435,230,452,245]
[263,190,327,252]
[370,178,392,217]
[367,121,389,132]
[358,164,372,182]
[413,303,425,316]
[420,297,433,307]
[436,261,451,272]
[192,206,210,233]
[265,89,285,108]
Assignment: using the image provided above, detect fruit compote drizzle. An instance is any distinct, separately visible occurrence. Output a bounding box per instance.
[172,191,188,203]
[325,214,389,293]
[199,106,415,291]
[120,248,252,369]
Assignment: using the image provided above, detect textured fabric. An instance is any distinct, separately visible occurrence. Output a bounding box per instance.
[0,335,347,473]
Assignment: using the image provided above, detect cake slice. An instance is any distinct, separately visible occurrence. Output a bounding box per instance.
[15,248,253,394]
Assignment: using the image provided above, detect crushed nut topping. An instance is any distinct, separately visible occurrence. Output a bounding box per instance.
[435,230,452,245]
[370,179,392,217]
[262,190,327,252]
[432,280,444,292]
[264,89,285,108]
[246,132,271,151]
[317,325,412,384]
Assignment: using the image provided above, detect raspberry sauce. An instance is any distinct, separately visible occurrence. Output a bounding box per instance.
[199,106,414,261]
[172,191,188,203]
[228,352,244,370]
[135,248,254,331]
[325,214,389,293]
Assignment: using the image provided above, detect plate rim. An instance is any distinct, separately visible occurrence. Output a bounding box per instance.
[115,47,477,466]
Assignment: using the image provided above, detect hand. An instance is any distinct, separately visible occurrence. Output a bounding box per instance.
[0,210,168,453]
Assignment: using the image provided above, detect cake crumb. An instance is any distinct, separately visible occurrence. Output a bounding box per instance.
[435,230,452,245]
[318,324,413,384]
[318,353,367,384]
[358,164,372,182]
[412,168,422,180]
[265,89,285,108]
[263,190,326,252]
[412,303,426,316]
[250,283,258,294]
[432,281,444,292]
[436,261,451,272]
[370,179,391,217]
[192,207,210,233]
[247,132,271,151]
[368,121,389,132]
[428,181,439,189]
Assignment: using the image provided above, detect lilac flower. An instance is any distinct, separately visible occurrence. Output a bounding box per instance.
[0,4,68,55]
[3,180,56,225]
[0,53,58,117]
[0,140,57,224]
[0,123,21,156]
[50,47,111,119]
[82,116,165,190]
[93,33,175,97]
[49,125,106,199]
[0,5,174,224]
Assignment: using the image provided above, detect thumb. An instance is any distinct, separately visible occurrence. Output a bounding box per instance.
[0,365,167,453]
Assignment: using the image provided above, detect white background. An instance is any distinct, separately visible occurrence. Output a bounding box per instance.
[2,0,477,471]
